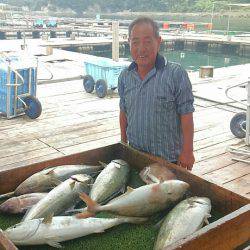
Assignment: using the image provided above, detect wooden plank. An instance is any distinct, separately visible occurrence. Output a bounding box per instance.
[0,230,17,250]
[203,162,250,185]
[40,126,120,149]
[192,153,236,175]
[195,138,241,163]
[194,123,231,142]
[0,139,48,158]
[0,147,62,167]
[167,204,250,250]
[194,111,233,133]
[194,98,218,108]
[0,114,82,134]
[0,113,103,138]
[223,174,250,197]
[194,132,235,151]
[0,152,64,172]
[61,134,120,155]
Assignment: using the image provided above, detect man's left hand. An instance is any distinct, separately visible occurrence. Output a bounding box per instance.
[177,150,195,171]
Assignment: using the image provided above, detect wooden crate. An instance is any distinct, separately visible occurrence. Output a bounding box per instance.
[0,143,249,250]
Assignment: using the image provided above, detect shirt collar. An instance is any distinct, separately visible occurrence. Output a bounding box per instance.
[128,53,165,71]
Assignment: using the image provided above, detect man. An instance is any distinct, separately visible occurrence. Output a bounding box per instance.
[118,17,195,170]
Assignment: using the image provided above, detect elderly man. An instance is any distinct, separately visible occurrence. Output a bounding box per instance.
[118,17,195,170]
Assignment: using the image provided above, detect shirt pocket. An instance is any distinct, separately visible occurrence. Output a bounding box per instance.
[155,96,175,113]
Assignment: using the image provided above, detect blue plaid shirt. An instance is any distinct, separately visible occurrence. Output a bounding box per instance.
[118,54,194,162]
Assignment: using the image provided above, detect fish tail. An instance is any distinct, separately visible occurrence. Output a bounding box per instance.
[75,211,95,219]
[79,192,99,213]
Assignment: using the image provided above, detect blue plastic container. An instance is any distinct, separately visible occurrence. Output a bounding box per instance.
[84,58,128,89]
[0,56,37,117]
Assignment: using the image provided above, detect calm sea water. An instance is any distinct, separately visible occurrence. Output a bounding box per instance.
[85,49,250,71]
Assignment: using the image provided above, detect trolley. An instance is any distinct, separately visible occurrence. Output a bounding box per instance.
[83,57,129,98]
[0,53,42,119]
[225,78,250,163]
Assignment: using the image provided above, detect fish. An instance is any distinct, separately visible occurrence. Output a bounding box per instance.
[0,193,47,214]
[0,164,103,199]
[4,215,147,248]
[77,180,189,218]
[154,197,211,250]
[23,174,93,221]
[65,159,130,215]
[89,159,130,204]
[139,163,176,184]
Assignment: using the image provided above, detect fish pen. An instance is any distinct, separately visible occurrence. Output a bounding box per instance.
[0,143,249,250]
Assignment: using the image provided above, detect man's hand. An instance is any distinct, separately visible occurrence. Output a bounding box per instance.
[120,111,128,143]
[177,150,195,170]
[179,113,194,170]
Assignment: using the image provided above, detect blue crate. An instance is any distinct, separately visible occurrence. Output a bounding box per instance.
[0,64,37,116]
[84,58,128,89]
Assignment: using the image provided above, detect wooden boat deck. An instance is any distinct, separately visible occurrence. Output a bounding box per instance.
[0,74,249,199]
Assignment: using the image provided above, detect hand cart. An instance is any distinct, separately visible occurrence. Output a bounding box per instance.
[83,57,129,98]
[0,53,42,119]
[225,78,250,163]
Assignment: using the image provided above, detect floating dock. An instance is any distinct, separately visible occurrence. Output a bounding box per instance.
[0,42,249,199]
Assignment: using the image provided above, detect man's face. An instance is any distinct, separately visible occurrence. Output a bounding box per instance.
[129,22,161,72]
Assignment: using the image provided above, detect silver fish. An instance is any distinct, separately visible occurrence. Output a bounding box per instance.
[4,215,147,248]
[154,197,211,250]
[78,180,189,218]
[23,174,93,221]
[0,164,103,199]
[0,193,47,214]
[89,159,130,204]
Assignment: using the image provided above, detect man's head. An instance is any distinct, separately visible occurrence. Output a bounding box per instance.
[128,17,161,73]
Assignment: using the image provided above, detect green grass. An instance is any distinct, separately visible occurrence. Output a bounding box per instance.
[0,168,224,250]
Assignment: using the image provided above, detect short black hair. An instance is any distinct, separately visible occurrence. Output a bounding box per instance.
[128,16,159,38]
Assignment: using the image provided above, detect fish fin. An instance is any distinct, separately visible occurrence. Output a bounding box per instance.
[204,214,211,225]
[75,211,95,219]
[116,215,148,224]
[70,181,76,190]
[23,205,33,212]
[79,193,98,213]
[45,237,62,248]
[114,163,121,169]
[147,173,161,184]
[100,186,128,205]
[126,186,134,193]
[44,168,56,175]
[21,205,33,222]
[51,177,62,186]
[153,217,165,229]
[42,213,54,224]
[98,161,107,168]
[94,229,105,233]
